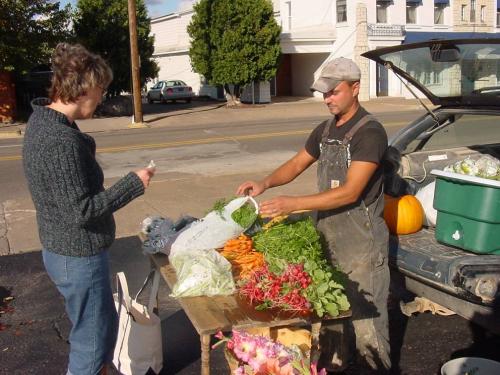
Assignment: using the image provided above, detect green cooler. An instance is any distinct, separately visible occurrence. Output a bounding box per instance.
[431,170,500,255]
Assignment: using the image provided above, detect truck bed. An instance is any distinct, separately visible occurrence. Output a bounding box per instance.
[389,228,480,290]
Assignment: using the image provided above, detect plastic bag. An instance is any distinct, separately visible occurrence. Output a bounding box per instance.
[444,155,500,180]
[141,216,196,256]
[415,181,437,227]
[170,196,258,258]
[170,249,236,297]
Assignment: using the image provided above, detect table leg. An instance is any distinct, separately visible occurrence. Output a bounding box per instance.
[201,333,211,375]
[310,321,321,364]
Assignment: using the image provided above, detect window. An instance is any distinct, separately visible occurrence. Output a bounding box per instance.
[434,4,446,24]
[480,5,486,23]
[377,1,389,23]
[406,2,419,24]
[470,0,476,22]
[337,0,347,23]
[285,1,292,30]
[461,4,467,21]
[406,114,500,153]
[497,1,500,27]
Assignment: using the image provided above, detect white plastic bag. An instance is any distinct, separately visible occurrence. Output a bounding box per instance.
[170,249,236,297]
[415,181,437,227]
[444,155,500,179]
[113,271,163,375]
[170,196,258,258]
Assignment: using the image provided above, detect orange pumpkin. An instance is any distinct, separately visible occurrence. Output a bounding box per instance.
[383,194,424,235]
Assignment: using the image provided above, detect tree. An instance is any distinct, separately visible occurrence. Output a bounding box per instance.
[188,0,281,105]
[74,0,158,97]
[0,0,72,74]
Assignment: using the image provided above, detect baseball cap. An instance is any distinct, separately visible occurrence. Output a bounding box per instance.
[310,57,361,93]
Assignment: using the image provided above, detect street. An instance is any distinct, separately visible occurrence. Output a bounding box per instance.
[1,99,499,374]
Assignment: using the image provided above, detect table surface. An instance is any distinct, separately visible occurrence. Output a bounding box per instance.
[149,252,351,336]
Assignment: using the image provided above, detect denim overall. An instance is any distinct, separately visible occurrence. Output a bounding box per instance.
[316,115,391,373]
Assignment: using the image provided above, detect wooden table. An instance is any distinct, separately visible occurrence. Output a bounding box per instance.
[149,252,351,375]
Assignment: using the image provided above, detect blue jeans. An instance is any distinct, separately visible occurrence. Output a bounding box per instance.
[42,249,118,375]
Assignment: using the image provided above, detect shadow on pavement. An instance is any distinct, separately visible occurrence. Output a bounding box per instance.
[0,235,228,375]
[1,235,499,374]
[450,296,500,364]
[143,100,227,125]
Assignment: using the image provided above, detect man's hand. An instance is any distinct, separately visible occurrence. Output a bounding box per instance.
[236,180,266,197]
[259,196,298,217]
[134,168,155,188]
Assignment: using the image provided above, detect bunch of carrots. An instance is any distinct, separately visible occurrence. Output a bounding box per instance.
[219,234,264,280]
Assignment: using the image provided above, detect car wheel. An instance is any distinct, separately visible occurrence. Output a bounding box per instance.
[160,94,166,104]
[186,98,192,103]
[172,99,176,104]
[147,95,153,104]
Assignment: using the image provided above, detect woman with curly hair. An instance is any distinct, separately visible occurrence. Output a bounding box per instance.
[23,43,155,375]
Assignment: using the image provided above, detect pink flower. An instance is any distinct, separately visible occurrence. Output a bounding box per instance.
[248,356,268,373]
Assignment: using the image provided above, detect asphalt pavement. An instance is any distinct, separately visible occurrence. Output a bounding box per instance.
[1,96,499,374]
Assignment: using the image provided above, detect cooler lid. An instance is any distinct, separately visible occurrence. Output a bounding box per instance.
[431,170,500,188]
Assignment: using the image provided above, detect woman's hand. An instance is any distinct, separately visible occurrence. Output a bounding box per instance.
[134,168,155,188]
[236,180,266,197]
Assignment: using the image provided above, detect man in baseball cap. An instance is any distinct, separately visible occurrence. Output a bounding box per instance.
[236,56,391,373]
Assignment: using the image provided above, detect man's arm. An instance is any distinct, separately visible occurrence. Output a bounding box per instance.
[259,160,378,216]
[236,148,316,196]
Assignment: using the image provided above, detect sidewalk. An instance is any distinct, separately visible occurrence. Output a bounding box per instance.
[0,96,432,138]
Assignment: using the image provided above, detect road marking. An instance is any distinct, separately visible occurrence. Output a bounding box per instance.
[0,155,22,161]
[0,130,311,162]
[0,122,408,162]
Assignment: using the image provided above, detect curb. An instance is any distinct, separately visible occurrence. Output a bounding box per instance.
[0,129,22,139]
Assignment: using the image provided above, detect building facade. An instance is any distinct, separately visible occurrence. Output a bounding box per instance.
[149,0,499,101]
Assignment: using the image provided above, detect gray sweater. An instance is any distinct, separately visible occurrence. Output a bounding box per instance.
[23,98,145,257]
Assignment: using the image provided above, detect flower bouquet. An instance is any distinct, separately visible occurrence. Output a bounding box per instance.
[214,330,326,375]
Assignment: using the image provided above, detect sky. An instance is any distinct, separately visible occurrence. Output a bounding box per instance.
[57,0,193,19]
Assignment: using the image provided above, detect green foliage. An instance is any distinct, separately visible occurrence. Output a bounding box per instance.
[0,0,72,74]
[187,0,212,81]
[231,202,258,229]
[187,0,281,89]
[206,197,233,216]
[252,216,350,317]
[74,0,158,96]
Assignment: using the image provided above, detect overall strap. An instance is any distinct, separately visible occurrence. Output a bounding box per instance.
[320,117,336,143]
[342,114,377,144]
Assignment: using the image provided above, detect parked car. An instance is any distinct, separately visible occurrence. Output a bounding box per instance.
[147,80,193,103]
[362,38,500,334]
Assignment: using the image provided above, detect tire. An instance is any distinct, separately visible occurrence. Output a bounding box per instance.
[186,98,192,103]
[160,94,165,104]
[147,95,153,104]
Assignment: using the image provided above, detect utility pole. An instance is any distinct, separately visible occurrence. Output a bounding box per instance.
[128,0,146,127]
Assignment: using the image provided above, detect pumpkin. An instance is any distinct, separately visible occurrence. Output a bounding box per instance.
[383,194,424,235]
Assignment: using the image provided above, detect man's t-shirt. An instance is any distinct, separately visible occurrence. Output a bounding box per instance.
[305,106,388,205]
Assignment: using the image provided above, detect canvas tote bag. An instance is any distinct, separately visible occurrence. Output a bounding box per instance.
[113,270,163,375]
